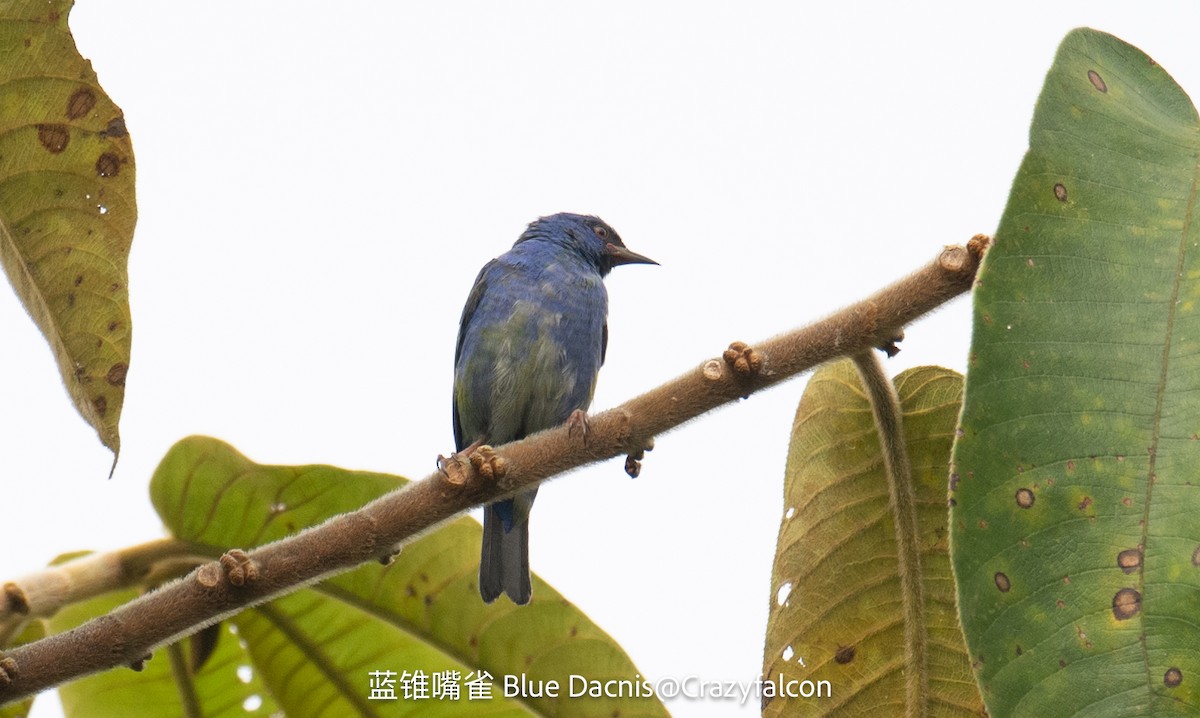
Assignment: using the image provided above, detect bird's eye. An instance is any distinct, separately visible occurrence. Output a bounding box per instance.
[592,225,609,239]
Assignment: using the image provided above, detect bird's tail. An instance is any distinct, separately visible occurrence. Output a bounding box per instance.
[480,499,532,604]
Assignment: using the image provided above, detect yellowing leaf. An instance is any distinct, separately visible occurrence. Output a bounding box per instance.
[146,436,668,717]
[0,0,136,457]
[764,362,983,717]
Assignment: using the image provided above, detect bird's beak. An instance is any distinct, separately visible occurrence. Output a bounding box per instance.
[606,243,658,267]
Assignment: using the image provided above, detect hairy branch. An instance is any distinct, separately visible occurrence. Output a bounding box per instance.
[0,540,200,642]
[0,236,988,704]
[852,349,927,718]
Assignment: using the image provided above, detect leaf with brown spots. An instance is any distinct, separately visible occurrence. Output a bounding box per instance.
[953,28,1200,718]
[0,0,136,459]
[137,437,666,717]
[764,362,984,717]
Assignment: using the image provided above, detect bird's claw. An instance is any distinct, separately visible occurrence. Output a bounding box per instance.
[566,409,591,443]
[219,549,259,587]
[438,441,507,485]
[723,341,763,377]
[438,438,485,485]
[437,453,465,484]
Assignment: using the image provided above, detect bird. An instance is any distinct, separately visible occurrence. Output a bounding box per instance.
[453,213,656,604]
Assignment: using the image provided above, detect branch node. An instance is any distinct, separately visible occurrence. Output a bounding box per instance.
[195,563,221,589]
[218,550,258,587]
[2,583,29,616]
[611,410,637,447]
[468,445,507,482]
[377,546,402,566]
[128,653,152,672]
[938,245,969,272]
[723,341,764,378]
[625,435,655,463]
[878,328,905,357]
[967,233,991,258]
[702,359,723,381]
[0,656,17,685]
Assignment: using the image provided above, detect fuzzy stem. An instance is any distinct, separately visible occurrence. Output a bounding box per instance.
[0,539,201,637]
[851,349,927,718]
[0,237,986,705]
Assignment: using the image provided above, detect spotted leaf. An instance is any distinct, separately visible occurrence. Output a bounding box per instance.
[142,436,667,718]
[0,0,136,459]
[952,28,1200,716]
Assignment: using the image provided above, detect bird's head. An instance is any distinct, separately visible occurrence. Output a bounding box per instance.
[518,212,657,276]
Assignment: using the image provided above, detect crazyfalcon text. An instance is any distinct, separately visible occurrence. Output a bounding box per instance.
[503,673,831,706]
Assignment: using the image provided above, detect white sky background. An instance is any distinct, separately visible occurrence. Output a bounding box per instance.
[3,3,1199,716]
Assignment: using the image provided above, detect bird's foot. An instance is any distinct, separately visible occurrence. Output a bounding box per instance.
[218,549,259,587]
[723,341,763,378]
[0,653,17,686]
[624,437,655,479]
[566,409,591,443]
[468,445,508,482]
[438,439,485,485]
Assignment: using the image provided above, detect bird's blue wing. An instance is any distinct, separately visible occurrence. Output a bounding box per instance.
[453,260,496,451]
[601,322,608,366]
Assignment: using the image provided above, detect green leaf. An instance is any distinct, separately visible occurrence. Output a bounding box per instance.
[0,620,45,718]
[52,588,280,718]
[148,436,668,717]
[951,28,1200,717]
[0,0,136,457]
[764,361,983,717]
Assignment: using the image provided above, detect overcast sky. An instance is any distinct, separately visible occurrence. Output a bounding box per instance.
[4,3,1199,716]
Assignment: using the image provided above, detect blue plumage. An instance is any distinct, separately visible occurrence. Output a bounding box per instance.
[453,213,656,604]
